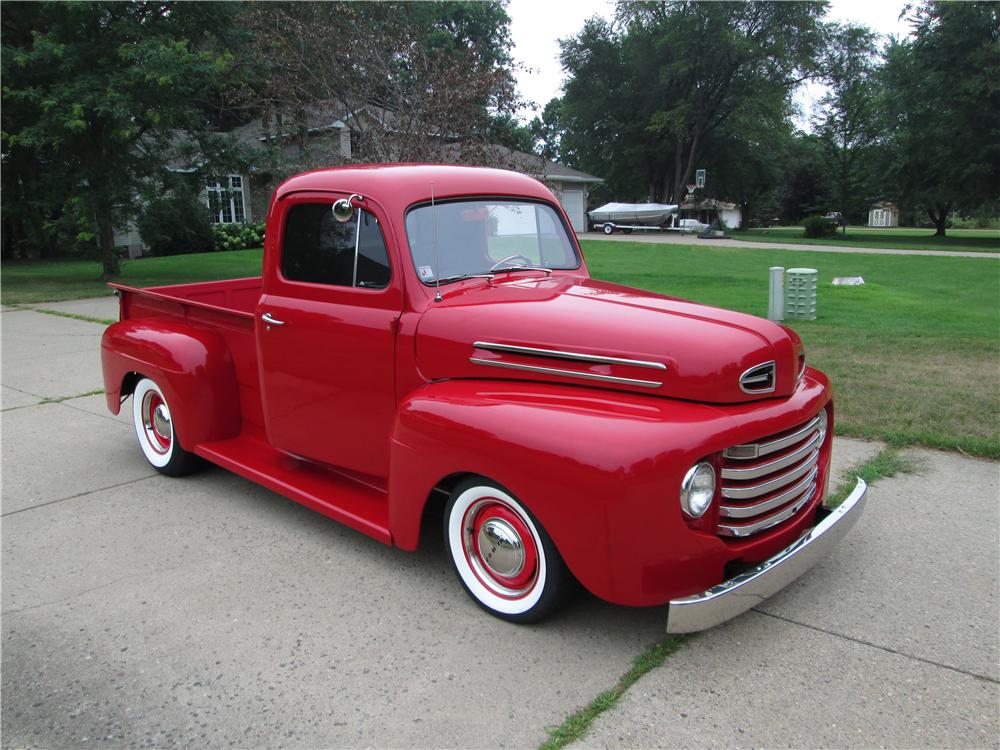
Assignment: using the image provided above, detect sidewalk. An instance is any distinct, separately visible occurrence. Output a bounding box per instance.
[581,231,1000,259]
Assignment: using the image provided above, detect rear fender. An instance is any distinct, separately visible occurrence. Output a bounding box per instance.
[101,319,241,449]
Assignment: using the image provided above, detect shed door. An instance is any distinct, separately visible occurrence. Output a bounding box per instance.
[562,189,585,233]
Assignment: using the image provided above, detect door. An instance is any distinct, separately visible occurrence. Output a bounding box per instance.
[561,189,585,233]
[257,199,401,479]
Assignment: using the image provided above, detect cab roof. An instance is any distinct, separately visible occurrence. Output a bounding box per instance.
[274,163,558,211]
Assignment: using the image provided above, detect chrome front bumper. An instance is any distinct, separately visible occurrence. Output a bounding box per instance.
[667,477,868,633]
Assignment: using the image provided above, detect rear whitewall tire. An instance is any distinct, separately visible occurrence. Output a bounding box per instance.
[130,377,201,477]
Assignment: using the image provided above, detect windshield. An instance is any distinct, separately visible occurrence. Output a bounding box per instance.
[405,199,580,284]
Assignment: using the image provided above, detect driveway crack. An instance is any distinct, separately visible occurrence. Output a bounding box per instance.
[2,565,189,616]
[1,475,157,518]
[753,608,999,684]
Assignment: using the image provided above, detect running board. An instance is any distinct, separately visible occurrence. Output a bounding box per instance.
[195,434,392,545]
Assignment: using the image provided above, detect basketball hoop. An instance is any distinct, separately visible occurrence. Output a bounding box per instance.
[686,184,697,194]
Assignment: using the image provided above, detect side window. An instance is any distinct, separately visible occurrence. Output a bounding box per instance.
[282,203,391,289]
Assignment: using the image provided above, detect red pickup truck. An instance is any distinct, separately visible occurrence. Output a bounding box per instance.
[102,164,866,630]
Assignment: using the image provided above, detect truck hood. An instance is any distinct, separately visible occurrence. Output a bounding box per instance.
[414,276,803,404]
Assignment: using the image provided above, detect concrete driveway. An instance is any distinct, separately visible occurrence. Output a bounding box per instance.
[2,299,997,748]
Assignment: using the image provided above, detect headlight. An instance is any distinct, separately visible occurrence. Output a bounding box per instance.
[680,462,715,518]
[816,409,828,445]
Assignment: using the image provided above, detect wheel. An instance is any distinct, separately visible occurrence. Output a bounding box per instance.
[131,377,201,477]
[603,223,614,235]
[444,478,574,623]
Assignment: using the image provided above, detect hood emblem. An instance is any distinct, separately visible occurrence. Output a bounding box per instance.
[739,361,776,394]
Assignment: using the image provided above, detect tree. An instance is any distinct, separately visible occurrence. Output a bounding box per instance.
[879,2,1000,235]
[1,2,245,275]
[529,98,566,161]
[812,24,881,222]
[239,2,521,167]
[779,133,833,221]
[558,1,826,203]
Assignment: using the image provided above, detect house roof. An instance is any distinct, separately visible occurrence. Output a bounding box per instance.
[229,103,603,184]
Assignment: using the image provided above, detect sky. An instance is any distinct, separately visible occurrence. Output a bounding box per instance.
[507,0,914,126]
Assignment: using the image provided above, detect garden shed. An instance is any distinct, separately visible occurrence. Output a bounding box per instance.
[868,202,900,227]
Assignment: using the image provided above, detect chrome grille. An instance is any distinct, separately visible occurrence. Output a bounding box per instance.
[718,414,823,538]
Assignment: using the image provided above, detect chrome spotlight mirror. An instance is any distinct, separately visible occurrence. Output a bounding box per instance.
[332,193,363,223]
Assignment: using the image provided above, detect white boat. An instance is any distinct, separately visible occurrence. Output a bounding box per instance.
[588,202,678,227]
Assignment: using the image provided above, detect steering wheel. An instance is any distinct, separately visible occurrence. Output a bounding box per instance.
[489,254,533,272]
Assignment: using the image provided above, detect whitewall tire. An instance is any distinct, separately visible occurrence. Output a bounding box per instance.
[445,478,573,623]
[130,377,200,477]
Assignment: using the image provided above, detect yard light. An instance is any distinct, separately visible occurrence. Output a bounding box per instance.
[680,462,715,518]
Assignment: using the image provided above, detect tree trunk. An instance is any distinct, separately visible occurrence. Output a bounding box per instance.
[675,131,700,205]
[95,197,121,278]
[670,139,683,203]
[927,204,950,237]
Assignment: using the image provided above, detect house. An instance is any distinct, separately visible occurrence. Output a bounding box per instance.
[116,106,602,257]
[230,106,602,234]
[869,202,899,227]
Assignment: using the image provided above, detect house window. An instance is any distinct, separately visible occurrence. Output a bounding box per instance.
[207,175,247,224]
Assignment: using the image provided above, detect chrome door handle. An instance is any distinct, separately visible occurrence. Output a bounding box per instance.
[261,312,285,326]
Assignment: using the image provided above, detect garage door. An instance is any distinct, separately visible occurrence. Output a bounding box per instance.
[561,189,585,233]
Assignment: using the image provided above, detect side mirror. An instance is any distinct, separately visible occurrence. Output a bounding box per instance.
[332,193,363,223]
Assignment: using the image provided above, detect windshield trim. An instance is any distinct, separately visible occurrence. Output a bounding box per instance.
[404,196,582,287]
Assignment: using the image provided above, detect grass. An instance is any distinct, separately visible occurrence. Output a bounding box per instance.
[582,239,1000,458]
[826,448,917,507]
[540,636,689,750]
[1,249,263,304]
[4,241,998,457]
[730,226,999,253]
[27,307,116,326]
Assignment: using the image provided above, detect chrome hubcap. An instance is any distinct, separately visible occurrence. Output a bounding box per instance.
[476,518,525,578]
[152,404,171,438]
[461,497,539,598]
[141,390,171,454]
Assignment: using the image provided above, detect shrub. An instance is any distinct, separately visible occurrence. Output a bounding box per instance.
[802,215,839,239]
[138,192,216,256]
[212,221,266,252]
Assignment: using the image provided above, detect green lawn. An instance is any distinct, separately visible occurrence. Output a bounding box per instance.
[731,226,1000,253]
[3,243,998,458]
[581,239,1000,458]
[1,249,264,304]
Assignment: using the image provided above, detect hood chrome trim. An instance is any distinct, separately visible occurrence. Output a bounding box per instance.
[473,341,667,370]
[469,358,663,388]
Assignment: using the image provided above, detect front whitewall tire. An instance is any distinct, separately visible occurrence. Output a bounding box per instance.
[444,478,574,623]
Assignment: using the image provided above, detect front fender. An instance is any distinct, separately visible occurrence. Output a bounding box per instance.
[101,319,241,449]
[387,379,744,605]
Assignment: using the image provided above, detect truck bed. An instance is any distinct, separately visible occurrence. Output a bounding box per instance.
[110,276,263,319]
[110,277,265,429]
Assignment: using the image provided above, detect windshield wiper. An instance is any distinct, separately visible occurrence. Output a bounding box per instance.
[431,272,495,284]
[490,265,552,277]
